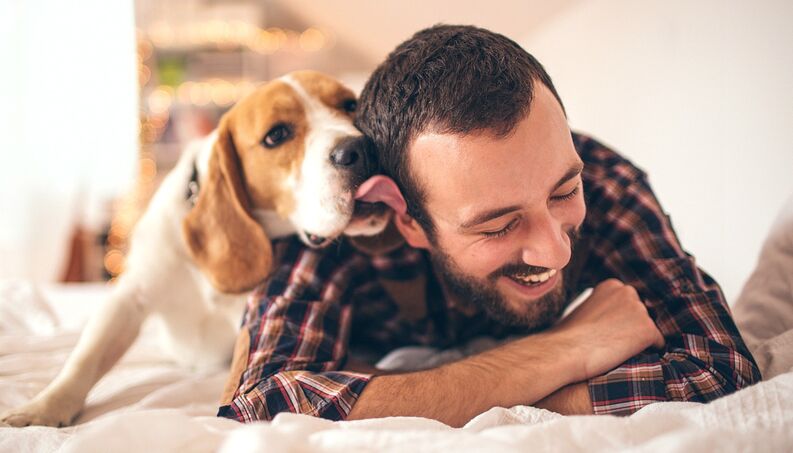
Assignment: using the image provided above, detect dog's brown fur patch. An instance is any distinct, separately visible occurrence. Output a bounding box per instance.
[182,121,273,294]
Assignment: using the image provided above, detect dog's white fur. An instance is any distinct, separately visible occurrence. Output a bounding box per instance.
[1,73,385,427]
[283,77,357,240]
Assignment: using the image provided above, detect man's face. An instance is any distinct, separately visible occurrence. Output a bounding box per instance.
[406,83,586,328]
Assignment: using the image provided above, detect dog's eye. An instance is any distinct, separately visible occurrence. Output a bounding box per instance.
[341,99,357,113]
[262,124,292,148]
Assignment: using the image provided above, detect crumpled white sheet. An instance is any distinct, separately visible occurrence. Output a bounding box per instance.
[218,374,793,453]
[0,281,60,335]
[1,282,791,453]
[2,190,793,453]
[0,281,236,452]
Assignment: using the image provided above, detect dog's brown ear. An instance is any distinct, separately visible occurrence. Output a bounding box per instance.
[182,123,272,293]
[348,217,405,256]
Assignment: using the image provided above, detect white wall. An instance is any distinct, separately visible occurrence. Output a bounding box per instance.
[521,0,793,302]
[0,0,139,281]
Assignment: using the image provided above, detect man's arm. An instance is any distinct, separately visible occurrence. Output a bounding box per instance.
[534,383,593,415]
[574,134,761,415]
[348,279,662,426]
[348,331,579,427]
[218,240,373,423]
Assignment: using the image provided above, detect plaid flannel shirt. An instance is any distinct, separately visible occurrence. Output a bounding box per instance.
[218,132,760,422]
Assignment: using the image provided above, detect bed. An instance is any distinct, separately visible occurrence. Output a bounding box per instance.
[0,283,790,452]
[2,197,793,452]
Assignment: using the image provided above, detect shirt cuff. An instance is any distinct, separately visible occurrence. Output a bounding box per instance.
[218,370,371,422]
[588,353,667,415]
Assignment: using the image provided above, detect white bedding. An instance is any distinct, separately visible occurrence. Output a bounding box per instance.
[0,280,791,452]
[2,195,793,452]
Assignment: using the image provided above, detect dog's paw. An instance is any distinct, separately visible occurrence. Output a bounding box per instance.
[1,395,82,428]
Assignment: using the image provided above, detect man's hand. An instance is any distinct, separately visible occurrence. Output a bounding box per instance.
[553,279,665,382]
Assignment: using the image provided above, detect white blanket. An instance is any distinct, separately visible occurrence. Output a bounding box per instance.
[2,193,793,452]
[0,282,791,452]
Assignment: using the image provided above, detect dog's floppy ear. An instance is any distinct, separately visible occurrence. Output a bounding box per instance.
[182,121,272,293]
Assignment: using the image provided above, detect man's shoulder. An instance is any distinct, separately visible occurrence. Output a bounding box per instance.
[572,132,647,187]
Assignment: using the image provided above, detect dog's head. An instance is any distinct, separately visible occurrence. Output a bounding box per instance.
[182,71,391,293]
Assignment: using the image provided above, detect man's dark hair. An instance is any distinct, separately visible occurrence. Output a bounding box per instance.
[356,24,565,238]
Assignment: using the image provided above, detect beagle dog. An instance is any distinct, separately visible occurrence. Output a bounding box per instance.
[1,71,392,427]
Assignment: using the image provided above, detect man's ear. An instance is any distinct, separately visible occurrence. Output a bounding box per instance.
[393,212,431,249]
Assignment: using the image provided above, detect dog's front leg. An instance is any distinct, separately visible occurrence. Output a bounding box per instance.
[1,283,148,427]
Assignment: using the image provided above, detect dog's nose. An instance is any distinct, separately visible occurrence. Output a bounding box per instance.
[330,136,370,172]
[330,146,358,167]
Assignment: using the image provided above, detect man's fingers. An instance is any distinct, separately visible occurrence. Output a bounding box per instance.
[594,278,624,293]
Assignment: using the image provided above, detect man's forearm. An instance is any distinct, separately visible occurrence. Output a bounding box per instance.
[534,382,593,415]
[347,331,582,427]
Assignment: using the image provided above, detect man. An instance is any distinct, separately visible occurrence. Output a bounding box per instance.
[218,25,759,427]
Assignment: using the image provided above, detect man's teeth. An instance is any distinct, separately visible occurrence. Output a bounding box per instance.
[512,268,557,284]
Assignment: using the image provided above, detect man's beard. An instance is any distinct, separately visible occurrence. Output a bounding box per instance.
[429,229,578,329]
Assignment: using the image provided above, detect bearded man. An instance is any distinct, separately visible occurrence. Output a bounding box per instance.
[218,25,759,427]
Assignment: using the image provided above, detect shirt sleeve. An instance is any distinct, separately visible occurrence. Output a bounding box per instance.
[576,136,761,415]
[217,240,371,422]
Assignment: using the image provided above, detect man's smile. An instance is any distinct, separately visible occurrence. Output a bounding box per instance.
[501,269,561,299]
[512,268,558,284]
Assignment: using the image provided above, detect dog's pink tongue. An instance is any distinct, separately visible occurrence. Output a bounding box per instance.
[354,175,407,215]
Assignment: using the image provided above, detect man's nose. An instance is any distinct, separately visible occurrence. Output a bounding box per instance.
[520,212,571,270]
[330,136,375,177]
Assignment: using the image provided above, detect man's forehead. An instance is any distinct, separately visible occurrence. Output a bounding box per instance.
[407,86,577,224]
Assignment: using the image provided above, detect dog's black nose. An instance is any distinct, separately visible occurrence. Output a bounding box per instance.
[330,146,358,167]
[330,136,370,172]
